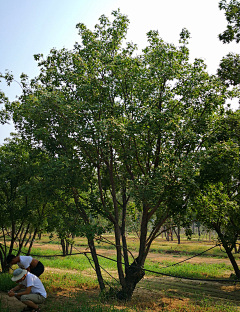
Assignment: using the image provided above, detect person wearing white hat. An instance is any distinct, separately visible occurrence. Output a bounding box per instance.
[8,268,47,312]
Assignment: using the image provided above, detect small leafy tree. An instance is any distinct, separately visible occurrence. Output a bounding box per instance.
[192,111,240,277]
[0,137,49,272]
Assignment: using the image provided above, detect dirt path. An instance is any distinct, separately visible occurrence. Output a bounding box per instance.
[0,291,26,311]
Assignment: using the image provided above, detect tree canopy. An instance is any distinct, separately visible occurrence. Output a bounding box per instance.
[219,0,240,43]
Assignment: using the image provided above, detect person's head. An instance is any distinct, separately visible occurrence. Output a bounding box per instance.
[6,254,17,265]
[11,268,27,283]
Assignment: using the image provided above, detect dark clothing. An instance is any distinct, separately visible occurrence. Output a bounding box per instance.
[31,261,44,277]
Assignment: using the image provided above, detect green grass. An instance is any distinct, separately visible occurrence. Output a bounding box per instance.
[0,273,16,292]
[144,260,233,280]
[10,246,118,271]
[0,299,10,312]
[46,302,131,312]
[41,271,99,292]
[7,244,236,282]
[1,234,240,311]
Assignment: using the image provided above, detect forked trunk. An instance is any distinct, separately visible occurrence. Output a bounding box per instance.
[117,259,145,300]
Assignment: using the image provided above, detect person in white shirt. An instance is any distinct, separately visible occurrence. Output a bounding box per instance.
[8,268,47,312]
[7,255,44,277]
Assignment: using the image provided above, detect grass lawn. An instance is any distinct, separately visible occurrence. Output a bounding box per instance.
[1,234,240,311]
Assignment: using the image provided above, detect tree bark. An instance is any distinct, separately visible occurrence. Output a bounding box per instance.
[18,224,30,252]
[72,187,105,291]
[88,238,105,291]
[174,226,181,244]
[215,226,240,278]
[121,188,129,274]
[117,258,145,300]
[61,239,66,256]
[27,228,38,255]
[24,232,32,247]
[0,243,7,273]
[224,244,240,278]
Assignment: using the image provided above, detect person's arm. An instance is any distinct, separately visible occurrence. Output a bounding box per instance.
[10,256,20,265]
[8,284,23,292]
[8,284,24,296]
[8,285,32,297]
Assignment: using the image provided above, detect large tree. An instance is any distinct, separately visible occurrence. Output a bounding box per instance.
[3,11,230,298]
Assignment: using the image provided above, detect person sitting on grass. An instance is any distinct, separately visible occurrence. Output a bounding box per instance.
[8,268,47,312]
[7,254,44,277]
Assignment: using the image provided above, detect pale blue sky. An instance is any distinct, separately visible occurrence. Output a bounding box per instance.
[1,0,239,144]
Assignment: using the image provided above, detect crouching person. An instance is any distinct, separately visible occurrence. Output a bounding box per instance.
[8,268,47,312]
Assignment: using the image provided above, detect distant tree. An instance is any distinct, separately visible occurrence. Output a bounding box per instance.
[192,110,240,278]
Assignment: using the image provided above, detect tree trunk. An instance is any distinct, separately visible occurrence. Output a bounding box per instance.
[116,204,149,300]
[215,226,240,278]
[197,225,201,240]
[70,235,74,255]
[26,228,38,255]
[24,233,32,247]
[117,258,145,300]
[72,187,105,291]
[0,227,9,272]
[19,224,30,252]
[66,240,69,255]
[88,238,105,291]
[61,239,66,256]
[121,188,129,274]
[0,244,8,273]
[173,226,181,244]
[224,245,240,278]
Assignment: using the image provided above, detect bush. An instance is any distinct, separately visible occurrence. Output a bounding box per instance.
[0,273,15,292]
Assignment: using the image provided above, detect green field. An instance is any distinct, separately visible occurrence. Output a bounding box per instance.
[1,235,240,311]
